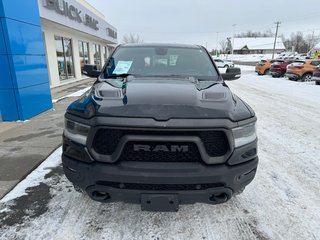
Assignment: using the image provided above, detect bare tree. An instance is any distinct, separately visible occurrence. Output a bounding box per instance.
[122,33,143,44]
[289,32,309,53]
[306,33,316,52]
[219,40,228,53]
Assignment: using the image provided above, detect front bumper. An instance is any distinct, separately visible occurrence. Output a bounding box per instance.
[255,66,267,75]
[285,73,301,80]
[255,68,262,74]
[62,138,258,206]
[270,70,283,77]
[312,76,320,82]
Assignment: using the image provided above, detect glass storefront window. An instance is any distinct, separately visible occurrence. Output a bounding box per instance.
[94,44,101,70]
[104,46,108,62]
[55,36,75,81]
[108,46,115,56]
[78,41,90,69]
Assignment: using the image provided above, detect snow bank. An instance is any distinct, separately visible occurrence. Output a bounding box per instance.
[220,54,273,62]
[0,147,62,203]
[52,87,91,103]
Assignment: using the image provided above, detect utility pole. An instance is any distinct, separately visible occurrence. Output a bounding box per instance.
[232,24,236,60]
[272,21,281,59]
[216,32,219,56]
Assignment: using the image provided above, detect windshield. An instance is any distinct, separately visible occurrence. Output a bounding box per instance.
[102,46,219,79]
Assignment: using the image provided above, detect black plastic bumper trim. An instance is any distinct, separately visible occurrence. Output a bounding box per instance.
[62,154,258,204]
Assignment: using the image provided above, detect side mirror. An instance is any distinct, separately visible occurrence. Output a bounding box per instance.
[90,70,102,78]
[221,67,241,81]
[82,64,102,78]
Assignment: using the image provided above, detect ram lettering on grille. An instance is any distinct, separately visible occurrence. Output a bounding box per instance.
[133,144,189,153]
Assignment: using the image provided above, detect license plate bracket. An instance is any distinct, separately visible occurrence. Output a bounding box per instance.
[141,194,179,212]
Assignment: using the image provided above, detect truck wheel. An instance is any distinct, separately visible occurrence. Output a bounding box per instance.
[302,73,312,82]
[316,81,320,85]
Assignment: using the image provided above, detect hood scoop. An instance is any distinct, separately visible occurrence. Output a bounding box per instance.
[202,91,227,101]
[97,89,122,99]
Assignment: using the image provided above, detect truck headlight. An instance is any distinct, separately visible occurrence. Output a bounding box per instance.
[232,123,257,148]
[64,119,90,145]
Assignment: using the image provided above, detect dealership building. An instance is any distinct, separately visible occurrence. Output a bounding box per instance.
[0,0,117,121]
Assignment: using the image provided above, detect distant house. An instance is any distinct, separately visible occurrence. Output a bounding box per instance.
[229,37,285,54]
[311,42,320,58]
[313,42,320,50]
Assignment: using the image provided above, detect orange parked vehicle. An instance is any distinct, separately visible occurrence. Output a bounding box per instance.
[312,65,320,85]
[286,60,320,81]
[255,59,276,75]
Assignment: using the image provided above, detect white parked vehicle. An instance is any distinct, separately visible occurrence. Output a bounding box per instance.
[213,58,234,68]
[277,52,298,60]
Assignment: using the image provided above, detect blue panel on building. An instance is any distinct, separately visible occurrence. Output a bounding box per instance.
[9,55,49,89]
[0,0,52,121]
[0,0,41,26]
[15,82,53,120]
[0,1,4,17]
[0,55,12,89]
[0,89,19,121]
[1,18,45,55]
[0,20,7,54]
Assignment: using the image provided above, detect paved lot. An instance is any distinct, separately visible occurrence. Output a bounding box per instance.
[0,68,319,240]
[0,78,94,199]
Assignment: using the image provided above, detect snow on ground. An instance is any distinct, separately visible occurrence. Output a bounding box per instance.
[52,87,91,103]
[0,148,62,203]
[219,54,273,62]
[65,87,91,98]
[1,68,320,240]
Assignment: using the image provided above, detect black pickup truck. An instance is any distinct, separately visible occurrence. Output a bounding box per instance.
[62,44,258,211]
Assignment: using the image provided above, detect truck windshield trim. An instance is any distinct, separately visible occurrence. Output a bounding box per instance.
[101,46,219,81]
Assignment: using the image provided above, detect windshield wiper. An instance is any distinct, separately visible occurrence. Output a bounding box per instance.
[104,73,135,79]
[193,76,220,82]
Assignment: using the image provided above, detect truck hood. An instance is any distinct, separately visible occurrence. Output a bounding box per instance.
[68,78,254,122]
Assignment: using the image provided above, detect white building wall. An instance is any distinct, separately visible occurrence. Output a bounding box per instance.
[38,0,117,87]
[88,43,95,65]
[42,20,116,87]
[72,38,82,79]
[42,29,60,87]
[38,0,117,44]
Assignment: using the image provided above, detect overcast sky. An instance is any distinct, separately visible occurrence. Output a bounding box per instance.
[86,0,320,50]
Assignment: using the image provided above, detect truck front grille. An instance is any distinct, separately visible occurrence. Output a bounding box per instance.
[199,131,229,156]
[91,128,230,162]
[119,141,201,162]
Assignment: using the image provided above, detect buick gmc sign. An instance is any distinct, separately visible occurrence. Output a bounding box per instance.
[43,0,99,30]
